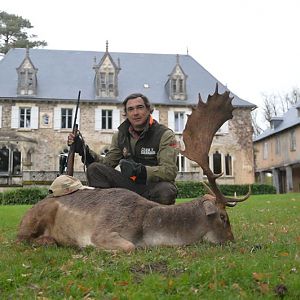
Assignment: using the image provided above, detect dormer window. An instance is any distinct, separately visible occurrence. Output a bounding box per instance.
[166,55,187,101]
[16,48,38,96]
[94,41,120,99]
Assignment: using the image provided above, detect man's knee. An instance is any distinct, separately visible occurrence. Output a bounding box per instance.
[149,182,177,205]
[86,162,112,188]
[87,162,102,175]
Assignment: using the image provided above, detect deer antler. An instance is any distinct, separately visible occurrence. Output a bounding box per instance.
[181,83,249,203]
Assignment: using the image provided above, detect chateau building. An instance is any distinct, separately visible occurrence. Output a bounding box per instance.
[0,45,255,186]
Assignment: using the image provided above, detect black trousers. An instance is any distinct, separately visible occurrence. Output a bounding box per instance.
[86,162,177,205]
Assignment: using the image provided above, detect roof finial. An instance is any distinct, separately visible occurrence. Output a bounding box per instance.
[176,54,179,64]
[186,47,189,55]
[106,40,109,53]
[26,46,30,57]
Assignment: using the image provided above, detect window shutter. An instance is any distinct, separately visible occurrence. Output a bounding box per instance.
[112,109,120,130]
[53,107,61,130]
[11,106,19,129]
[0,106,2,128]
[168,110,175,131]
[95,108,102,130]
[31,106,39,129]
[152,109,159,122]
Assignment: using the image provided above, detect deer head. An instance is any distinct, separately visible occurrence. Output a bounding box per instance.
[181,83,250,205]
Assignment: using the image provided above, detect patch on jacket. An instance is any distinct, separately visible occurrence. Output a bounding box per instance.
[169,138,179,148]
[141,147,156,155]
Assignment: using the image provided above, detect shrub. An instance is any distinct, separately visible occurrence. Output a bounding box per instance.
[0,187,49,205]
[176,181,276,198]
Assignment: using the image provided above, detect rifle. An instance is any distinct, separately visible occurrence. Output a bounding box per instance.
[66,90,81,176]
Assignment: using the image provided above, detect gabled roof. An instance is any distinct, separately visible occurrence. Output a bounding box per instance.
[254,103,300,142]
[0,48,255,108]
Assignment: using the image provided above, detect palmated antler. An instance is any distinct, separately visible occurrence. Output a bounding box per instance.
[181,83,250,204]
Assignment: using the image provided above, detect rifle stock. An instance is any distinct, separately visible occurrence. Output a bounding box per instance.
[66,91,81,176]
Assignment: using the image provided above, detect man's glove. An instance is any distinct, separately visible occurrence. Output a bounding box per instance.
[120,159,147,184]
[70,136,95,165]
[72,135,85,156]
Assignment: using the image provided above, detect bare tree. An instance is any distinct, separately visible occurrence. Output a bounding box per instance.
[251,109,263,136]
[261,87,300,125]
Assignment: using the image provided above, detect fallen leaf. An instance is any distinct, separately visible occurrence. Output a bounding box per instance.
[168,279,174,288]
[279,252,289,257]
[208,282,216,290]
[115,281,129,286]
[252,272,267,281]
[258,282,269,294]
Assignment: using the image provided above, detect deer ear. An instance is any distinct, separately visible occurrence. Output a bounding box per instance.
[203,200,217,216]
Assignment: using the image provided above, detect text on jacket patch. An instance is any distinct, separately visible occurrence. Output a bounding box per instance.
[141,147,156,155]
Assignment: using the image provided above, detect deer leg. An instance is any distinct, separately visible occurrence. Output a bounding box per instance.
[33,235,58,246]
[91,231,135,252]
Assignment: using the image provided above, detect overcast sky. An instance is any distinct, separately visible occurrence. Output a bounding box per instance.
[2,0,300,121]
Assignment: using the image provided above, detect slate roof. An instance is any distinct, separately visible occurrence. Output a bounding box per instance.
[0,48,255,108]
[254,104,300,142]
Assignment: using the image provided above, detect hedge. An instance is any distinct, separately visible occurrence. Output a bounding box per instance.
[0,183,276,205]
[176,182,276,198]
[0,187,49,205]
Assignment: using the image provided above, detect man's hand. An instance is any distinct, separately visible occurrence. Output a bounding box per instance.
[120,159,147,184]
[67,133,84,156]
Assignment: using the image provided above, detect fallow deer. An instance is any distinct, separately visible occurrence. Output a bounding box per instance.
[17,84,250,251]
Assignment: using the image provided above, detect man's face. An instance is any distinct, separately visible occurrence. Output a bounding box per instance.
[126,97,151,131]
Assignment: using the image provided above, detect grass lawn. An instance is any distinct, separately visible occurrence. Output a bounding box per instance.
[0,194,299,299]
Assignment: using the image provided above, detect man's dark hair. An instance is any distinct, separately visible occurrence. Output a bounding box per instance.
[122,93,154,115]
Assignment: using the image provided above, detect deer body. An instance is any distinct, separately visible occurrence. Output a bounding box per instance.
[17,188,233,251]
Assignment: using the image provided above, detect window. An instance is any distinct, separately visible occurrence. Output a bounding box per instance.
[19,107,31,128]
[59,149,69,174]
[168,110,190,133]
[12,150,21,175]
[102,109,113,129]
[42,114,49,125]
[179,79,184,93]
[98,71,115,96]
[0,146,21,175]
[108,73,114,92]
[175,112,185,132]
[263,142,268,160]
[95,108,120,130]
[11,106,39,129]
[171,77,185,97]
[207,152,233,177]
[172,79,176,94]
[213,151,222,174]
[61,108,73,129]
[225,154,232,176]
[100,72,106,91]
[177,153,186,172]
[275,136,281,155]
[0,146,9,173]
[54,106,80,130]
[290,130,296,151]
